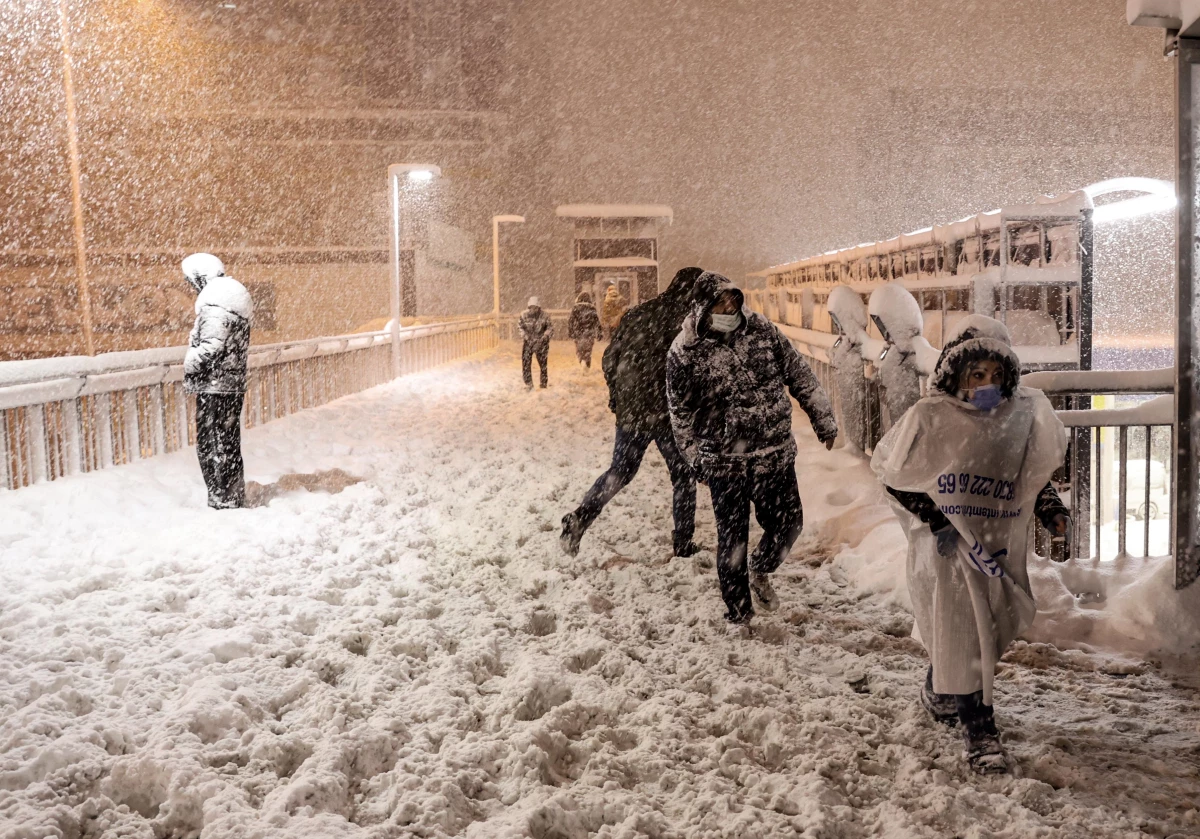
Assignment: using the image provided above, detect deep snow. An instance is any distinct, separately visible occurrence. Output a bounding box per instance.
[1,344,1198,838]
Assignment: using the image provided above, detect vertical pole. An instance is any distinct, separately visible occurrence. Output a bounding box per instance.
[57,0,95,355]
[492,216,501,318]
[389,172,402,378]
[1175,40,1200,588]
[1079,208,1094,372]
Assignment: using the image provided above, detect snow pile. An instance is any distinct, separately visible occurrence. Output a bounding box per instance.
[1,345,1198,837]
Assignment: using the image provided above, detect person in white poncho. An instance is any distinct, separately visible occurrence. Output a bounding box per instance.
[871,315,1070,775]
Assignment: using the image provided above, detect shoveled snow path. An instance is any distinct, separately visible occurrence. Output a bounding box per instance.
[0,343,1197,838]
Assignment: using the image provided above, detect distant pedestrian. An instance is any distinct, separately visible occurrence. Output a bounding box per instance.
[667,271,837,625]
[182,253,253,509]
[567,291,603,369]
[518,296,552,389]
[601,285,627,340]
[872,316,1069,775]
[561,268,703,559]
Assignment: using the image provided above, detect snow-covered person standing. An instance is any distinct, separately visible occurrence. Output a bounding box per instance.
[561,268,703,559]
[827,285,870,451]
[601,285,627,340]
[868,283,925,425]
[667,271,837,624]
[518,296,552,389]
[871,316,1070,775]
[182,253,253,509]
[567,291,603,369]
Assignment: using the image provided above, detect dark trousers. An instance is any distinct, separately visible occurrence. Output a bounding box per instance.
[523,341,549,388]
[575,426,696,550]
[707,454,803,622]
[574,339,595,368]
[196,392,246,509]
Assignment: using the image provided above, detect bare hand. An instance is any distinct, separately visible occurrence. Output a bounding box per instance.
[1051,513,1070,537]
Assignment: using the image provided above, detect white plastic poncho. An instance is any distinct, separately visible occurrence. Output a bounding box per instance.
[872,387,1066,703]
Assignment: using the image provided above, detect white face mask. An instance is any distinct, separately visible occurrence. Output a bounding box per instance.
[710,312,741,333]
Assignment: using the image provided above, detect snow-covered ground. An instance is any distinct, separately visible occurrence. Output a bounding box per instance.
[1,343,1198,838]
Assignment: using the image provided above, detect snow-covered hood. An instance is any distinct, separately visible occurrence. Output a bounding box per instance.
[195,276,253,320]
[868,283,923,352]
[932,315,1021,396]
[827,285,869,347]
[677,271,748,347]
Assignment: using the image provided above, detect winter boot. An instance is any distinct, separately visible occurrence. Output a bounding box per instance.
[673,538,700,558]
[920,667,958,727]
[957,693,1008,775]
[749,572,779,612]
[560,512,585,557]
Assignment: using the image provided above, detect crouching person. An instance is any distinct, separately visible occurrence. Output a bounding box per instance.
[519,296,552,389]
[667,271,837,625]
[871,315,1069,775]
[182,253,253,509]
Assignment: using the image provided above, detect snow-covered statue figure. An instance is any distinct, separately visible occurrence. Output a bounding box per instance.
[868,283,924,427]
[871,316,1070,775]
[827,285,869,451]
[182,253,253,509]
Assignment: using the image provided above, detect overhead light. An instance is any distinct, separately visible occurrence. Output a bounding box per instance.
[407,169,435,183]
[1085,177,1176,223]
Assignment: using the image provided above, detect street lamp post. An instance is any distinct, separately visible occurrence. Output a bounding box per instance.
[387,163,441,377]
[492,214,525,319]
[57,0,94,355]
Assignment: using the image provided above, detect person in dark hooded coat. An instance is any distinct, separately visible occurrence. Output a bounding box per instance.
[567,291,603,368]
[181,252,253,509]
[560,267,704,558]
[667,271,837,625]
[518,296,553,389]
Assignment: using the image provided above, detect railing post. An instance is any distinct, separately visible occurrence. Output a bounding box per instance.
[97,393,114,467]
[124,389,140,462]
[1175,39,1200,587]
[149,384,166,455]
[27,404,48,484]
[62,397,82,475]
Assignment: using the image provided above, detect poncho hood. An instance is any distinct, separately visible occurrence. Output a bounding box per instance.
[828,285,869,347]
[868,283,923,352]
[932,315,1021,397]
[677,271,748,346]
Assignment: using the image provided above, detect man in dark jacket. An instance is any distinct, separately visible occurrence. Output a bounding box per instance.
[560,267,704,558]
[182,252,253,509]
[518,296,553,389]
[667,271,837,624]
[567,291,603,369]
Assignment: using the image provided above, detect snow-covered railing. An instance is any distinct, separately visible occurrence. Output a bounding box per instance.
[0,316,498,490]
[1023,369,1176,564]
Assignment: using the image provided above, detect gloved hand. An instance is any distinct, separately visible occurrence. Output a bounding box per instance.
[934,525,959,558]
[690,457,709,486]
[1050,513,1071,537]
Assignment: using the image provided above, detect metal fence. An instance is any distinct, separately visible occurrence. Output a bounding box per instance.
[0,317,497,490]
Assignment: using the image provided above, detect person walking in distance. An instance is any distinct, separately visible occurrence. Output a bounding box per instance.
[182,253,253,509]
[601,284,628,340]
[519,296,552,389]
[567,291,603,369]
[561,268,703,559]
[667,271,837,625]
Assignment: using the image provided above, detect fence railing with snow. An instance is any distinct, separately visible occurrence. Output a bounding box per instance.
[748,290,1183,577]
[0,316,498,491]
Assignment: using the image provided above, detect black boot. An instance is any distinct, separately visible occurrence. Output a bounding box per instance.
[920,667,958,727]
[957,691,1008,775]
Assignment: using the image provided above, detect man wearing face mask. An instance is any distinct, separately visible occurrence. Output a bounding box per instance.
[667,271,837,625]
[872,316,1069,775]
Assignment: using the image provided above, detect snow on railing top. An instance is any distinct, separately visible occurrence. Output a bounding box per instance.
[1022,367,1175,394]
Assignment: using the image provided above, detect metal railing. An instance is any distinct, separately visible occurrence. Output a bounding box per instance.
[0,316,498,490]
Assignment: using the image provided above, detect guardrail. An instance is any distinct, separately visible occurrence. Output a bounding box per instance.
[0,316,498,490]
[751,291,1179,567]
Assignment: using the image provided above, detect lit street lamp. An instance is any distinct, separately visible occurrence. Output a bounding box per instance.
[492,214,525,318]
[387,163,441,377]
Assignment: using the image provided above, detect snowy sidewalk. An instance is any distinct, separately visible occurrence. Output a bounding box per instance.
[1,343,1197,838]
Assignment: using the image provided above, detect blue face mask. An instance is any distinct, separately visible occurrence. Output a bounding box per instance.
[969,384,1004,411]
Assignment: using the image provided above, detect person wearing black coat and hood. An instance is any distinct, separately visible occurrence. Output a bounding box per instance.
[518,297,553,389]
[560,267,704,558]
[567,292,603,368]
[667,271,837,625]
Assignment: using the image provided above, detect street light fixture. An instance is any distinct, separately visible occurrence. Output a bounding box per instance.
[387,163,441,377]
[492,214,526,318]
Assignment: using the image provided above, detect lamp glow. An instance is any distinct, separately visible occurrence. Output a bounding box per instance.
[1084,177,1176,224]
